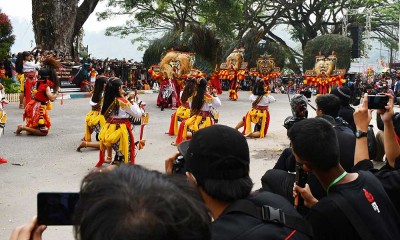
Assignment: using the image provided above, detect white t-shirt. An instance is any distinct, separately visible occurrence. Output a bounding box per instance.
[189,96,221,111]
[23,61,41,72]
[249,94,276,107]
[111,101,143,119]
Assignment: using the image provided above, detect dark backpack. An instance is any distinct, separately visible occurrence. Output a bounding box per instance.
[223,199,313,239]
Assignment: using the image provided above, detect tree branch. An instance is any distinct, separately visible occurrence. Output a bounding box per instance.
[73,0,100,38]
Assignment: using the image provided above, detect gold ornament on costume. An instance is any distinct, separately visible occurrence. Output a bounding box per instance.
[148,50,203,82]
[249,53,281,81]
[218,47,248,81]
[303,51,346,94]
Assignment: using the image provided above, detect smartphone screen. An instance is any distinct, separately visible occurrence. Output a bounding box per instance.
[367,95,389,109]
[37,192,79,225]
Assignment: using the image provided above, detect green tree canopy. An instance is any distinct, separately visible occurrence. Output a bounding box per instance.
[0,9,15,59]
[303,34,353,71]
[98,0,243,44]
[101,0,400,73]
[142,25,220,74]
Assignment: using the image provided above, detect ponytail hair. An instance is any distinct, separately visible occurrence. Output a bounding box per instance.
[191,78,207,114]
[92,76,108,104]
[101,77,123,117]
[15,52,24,74]
[181,77,197,104]
[252,78,265,96]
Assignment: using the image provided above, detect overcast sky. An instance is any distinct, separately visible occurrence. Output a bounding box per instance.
[0,0,391,70]
[0,0,145,60]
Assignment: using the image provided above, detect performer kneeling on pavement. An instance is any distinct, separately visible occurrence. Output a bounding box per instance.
[173,78,221,145]
[15,58,60,136]
[167,77,197,136]
[96,77,143,166]
[77,76,108,152]
[234,78,276,138]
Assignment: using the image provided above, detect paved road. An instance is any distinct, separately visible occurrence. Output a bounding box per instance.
[0,91,314,239]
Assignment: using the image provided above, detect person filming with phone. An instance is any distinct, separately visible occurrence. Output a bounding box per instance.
[9,165,211,240]
[353,93,400,214]
[292,117,400,239]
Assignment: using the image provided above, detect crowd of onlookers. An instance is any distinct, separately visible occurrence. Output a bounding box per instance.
[0,48,152,92]
[3,51,400,239]
[10,90,400,239]
[9,84,400,240]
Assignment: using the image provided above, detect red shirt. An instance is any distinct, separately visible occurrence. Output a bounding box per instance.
[35,83,50,102]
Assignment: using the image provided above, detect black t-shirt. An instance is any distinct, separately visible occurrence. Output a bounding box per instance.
[273,125,355,173]
[212,191,310,240]
[307,171,400,240]
[271,126,355,200]
[352,158,400,214]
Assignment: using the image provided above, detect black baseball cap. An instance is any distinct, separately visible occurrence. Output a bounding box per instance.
[178,125,250,185]
[331,86,351,104]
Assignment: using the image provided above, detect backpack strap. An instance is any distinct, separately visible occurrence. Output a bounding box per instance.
[329,193,375,240]
[223,199,313,238]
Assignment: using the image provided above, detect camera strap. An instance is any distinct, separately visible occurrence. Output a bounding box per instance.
[223,199,313,237]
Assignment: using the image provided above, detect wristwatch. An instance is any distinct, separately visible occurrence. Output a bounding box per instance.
[355,130,368,138]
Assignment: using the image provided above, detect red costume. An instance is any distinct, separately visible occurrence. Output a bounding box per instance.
[23,80,53,133]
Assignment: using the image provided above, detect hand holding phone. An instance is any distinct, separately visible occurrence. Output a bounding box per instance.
[294,164,308,209]
[367,95,389,109]
[37,192,79,225]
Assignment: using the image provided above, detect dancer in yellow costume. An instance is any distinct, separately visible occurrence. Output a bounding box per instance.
[77,76,108,151]
[167,77,197,136]
[235,78,276,138]
[174,78,221,145]
[96,78,143,167]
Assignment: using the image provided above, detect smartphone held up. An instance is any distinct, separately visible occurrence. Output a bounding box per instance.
[367,95,389,110]
[37,192,79,225]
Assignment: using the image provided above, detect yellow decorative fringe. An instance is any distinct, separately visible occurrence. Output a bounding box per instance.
[85,110,106,141]
[117,98,131,110]
[99,123,130,164]
[0,110,7,125]
[174,106,191,135]
[46,102,52,110]
[182,115,213,140]
[244,108,268,138]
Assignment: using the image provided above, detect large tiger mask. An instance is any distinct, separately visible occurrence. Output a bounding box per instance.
[160,51,194,79]
[226,50,244,71]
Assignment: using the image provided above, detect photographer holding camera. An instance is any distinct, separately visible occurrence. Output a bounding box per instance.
[10,165,211,240]
[262,94,356,203]
[166,125,311,240]
[292,117,400,239]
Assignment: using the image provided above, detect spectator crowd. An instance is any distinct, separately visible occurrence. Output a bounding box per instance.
[3,49,400,240]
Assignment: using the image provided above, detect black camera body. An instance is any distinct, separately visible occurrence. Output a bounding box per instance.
[172,155,186,175]
[295,164,308,208]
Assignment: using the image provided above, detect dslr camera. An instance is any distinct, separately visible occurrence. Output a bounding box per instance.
[172,155,186,175]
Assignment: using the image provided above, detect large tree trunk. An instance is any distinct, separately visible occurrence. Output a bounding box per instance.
[32,0,99,55]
